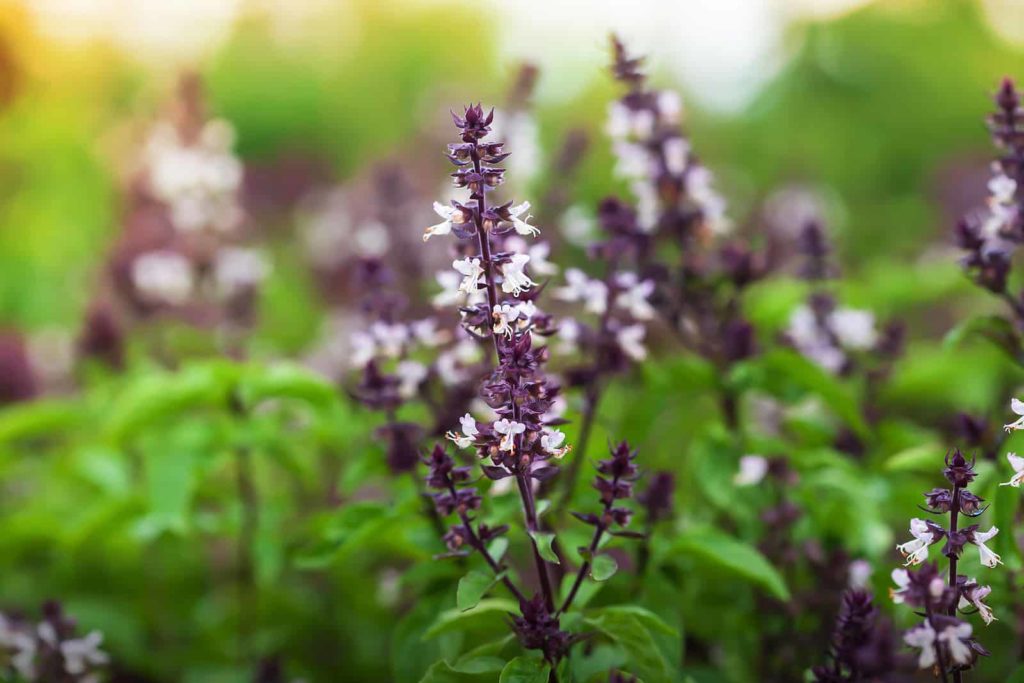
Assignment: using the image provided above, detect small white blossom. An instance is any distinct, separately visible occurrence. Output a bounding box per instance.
[453,257,485,295]
[350,330,377,368]
[633,180,660,234]
[556,318,580,355]
[433,270,464,308]
[354,221,390,256]
[370,321,408,358]
[890,568,910,604]
[424,201,465,241]
[61,631,109,676]
[734,455,769,486]
[828,308,878,350]
[560,205,596,245]
[509,201,540,236]
[214,247,270,297]
[959,582,996,625]
[493,418,526,452]
[972,527,1002,568]
[541,429,569,457]
[989,174,1017,205]
[616,324,647,361]
[132,251,194,305]
[657,90,683,125]
[396,360,427,400]
[526,241,557,276]
[1000,452,1024,487]
[446,413,479,448]
[410,318,447,347]
[904,622,938,669]
[896,518,940,566]
[615,272,655,320]
[492,304,522,338]
[663,137,689,176]
[848,559,872,589]
[937,622,974,665]
[1004,398,1024,432]
[500,254,536,296]
[556,268,608,314]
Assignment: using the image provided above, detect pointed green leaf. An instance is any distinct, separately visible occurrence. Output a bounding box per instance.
[499,656,551,683]
[529,530,560,564]
[667,527,790,601]
[457,570,505,612]
[590,554,618,582]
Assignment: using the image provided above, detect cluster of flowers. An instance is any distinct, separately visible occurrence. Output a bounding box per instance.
[891,450,998,678]
[418,102,647,671]
[955,78,1023,295]
[0,602,108,683]
[783,221,902,377]
[605,36,727,238]
[107,74,268,341]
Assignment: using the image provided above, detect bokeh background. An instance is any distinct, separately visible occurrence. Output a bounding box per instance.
[1,0,1023,681]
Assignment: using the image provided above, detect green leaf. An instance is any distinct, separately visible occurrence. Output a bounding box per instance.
[104,362,240,443]
[589,606,678,637]
[418,660,495,683]
[238,363,337,410]
[0,398,82,444]
[529,531,560,564]
[666,527,790,601]
[944,315,1024,366]
[585,610,673,683]
[424,599,518,640]
[885,443,944,472]
[452,635,515,674]
[590,554,618,582]
[457,570,504,612]
[499,656,551,683]
[488,537,509,562]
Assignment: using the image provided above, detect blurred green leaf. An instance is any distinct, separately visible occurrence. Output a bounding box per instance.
[665,528,790,601]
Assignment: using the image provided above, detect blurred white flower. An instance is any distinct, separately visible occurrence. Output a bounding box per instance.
[616,324,647,361]
[1000,451,1024,487]
[214,247,270,297]
[1004,398,1024,432]
[396,360,427,400]
[734,454,769,486]
[828,308,877,350]
[132,250,194,305]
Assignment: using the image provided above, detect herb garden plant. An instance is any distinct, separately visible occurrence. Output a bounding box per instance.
[0,18,1023,683]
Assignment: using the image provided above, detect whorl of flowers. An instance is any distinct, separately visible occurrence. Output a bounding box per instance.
[111,74,269,335]
[891,450,999,679]
[0,601,109,683]
[606,35,727,238]
[955,77,1023,295]
[784,221,902,377]
[431,104,566,484]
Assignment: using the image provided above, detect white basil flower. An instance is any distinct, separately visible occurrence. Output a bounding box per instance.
[999,451,1024,487]
[904,622,938,669]
[828,308,878,350]
[541,429,569,457]
[890,568,910,604]
[509,201,540,237]
[500,254,536,296]
[616,324,647,361]
[657,90,683,125]
[527,241,558,276]
[453,257,485,295]
[446,413,479,448]
[663,137,690,176]
[61,631,109,676]
[896,518,940,566]
[493,418,526,452]
[396,360,427,400]
[370,321,408,358]
[959,581,996,625]
[424,201,465,241]
[492,304,522,338]
[349,330,377,368]
[989,174,1017,204]
[132,251,194,305]
[410,318,446,347]
[937,622,974,665]
[1004,398,1024,432]
[733,455,769,486]
[615,273,656,320]
[971,527,1002,568]
[432,270,463,308]
[556,318,581,355]
[214,247,270,297]
[556,268,607,314]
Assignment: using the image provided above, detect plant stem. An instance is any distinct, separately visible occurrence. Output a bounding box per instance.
[234,443,258,662]
[949,483,963,683]
[517,471,556,612]
[558,523,604,615]
[446,479,526,604]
